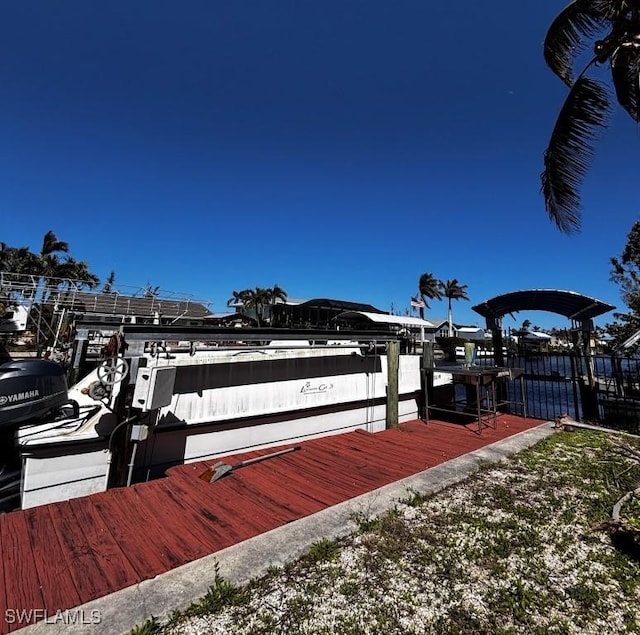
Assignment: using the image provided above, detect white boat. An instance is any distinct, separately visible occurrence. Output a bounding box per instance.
[2,325,452,510]
[0,305,29,332]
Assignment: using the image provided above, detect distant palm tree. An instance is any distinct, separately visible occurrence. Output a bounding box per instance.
[0,243,40,274]
[37,231,69,291]
[54,258,100,342]
[35,231,70,353]
[143,283,160,299]
[40,230,69,261]
[418,272,443,320]
[266,284,287,325]
[521,319,532,331]
[439,279,469,337]
[241,287,271,326]
[58,257,99,288]
[102,271,116,294]
[542,1,640,233]
[228,285,287,325]
[1,233,101,352]
[268,284,287,305]
[0,242,8,272]
[227,289,249,308]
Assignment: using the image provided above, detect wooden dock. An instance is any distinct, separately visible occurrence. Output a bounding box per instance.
[0,414,545,633]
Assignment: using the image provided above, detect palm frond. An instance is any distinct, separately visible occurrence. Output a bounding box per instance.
[591,0,634,21]
[541,75,612,233]
[612,43,640,121]
[544,0,608,86]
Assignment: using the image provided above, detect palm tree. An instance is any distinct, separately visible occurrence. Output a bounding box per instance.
[266,284,287,325]
[255,287,272,325]
[40,230,69,261]
[143,283,160,299]
[417,272,443,320]
[0,242,8,272]
[35,231,70,353]
[57,257,100,298]
[36,230,70,285]
[50,257,99,348]
[227,289,248,308]
[241,287,271,326]
[268,284,287,305]
[102,271,116,294]
[439,279,469,337]
[0,243,40,274]
[542,1,640,233]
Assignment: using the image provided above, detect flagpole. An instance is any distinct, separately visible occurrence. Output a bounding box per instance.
[410,296,426,344]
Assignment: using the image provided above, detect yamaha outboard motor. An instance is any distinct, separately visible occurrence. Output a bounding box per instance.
[0,359,69,427]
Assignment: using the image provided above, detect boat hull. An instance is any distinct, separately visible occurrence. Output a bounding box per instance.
[16,347,451,509]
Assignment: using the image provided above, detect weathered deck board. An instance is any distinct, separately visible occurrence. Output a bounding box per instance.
[67,497,140,592]
[89,491,179,579]
[158,477,246,549]
[46,501,105,605]
[116,486,195,570]
[22,506,82,616]
[244,455,344,507]
[0,528,6,632]
[217,475,300,528]
[0,414,545,635]
[221,469,313,520]
[0,512,46,632]
[125,484,212,563]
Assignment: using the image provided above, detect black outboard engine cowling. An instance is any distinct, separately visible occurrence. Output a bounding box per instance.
[0,360,69,427]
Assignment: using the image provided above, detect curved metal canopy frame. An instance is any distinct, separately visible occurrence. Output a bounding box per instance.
[471,289,615,376]
[472,289,615,324]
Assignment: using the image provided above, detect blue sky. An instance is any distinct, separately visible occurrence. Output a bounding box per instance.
[1,1,638,330]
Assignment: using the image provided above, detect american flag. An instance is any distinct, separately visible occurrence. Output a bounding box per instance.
[410,296,425,308]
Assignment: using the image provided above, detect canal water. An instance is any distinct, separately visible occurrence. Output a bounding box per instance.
[470,353,640,423]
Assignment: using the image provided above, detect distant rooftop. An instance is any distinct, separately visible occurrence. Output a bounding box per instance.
[52,291,211,319]
[295,298,386,314]
[0,271,212,319]
[335,311,435,329]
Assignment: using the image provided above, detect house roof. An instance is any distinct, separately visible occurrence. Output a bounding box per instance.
[472,289,615,322]
[335,311,435,328]
[456,326,484,334]
[297,298,386,313]
[203,312,258,326]
[522,331,552,340]
[45,291,211,319]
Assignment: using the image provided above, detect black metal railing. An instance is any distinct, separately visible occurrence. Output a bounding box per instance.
[473,352,640,430]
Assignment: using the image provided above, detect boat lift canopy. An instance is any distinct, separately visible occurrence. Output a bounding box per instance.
[472,289,615,324]
[470,289,616,375]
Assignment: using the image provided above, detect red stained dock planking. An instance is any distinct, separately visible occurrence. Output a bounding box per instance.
[0,414,544,632]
